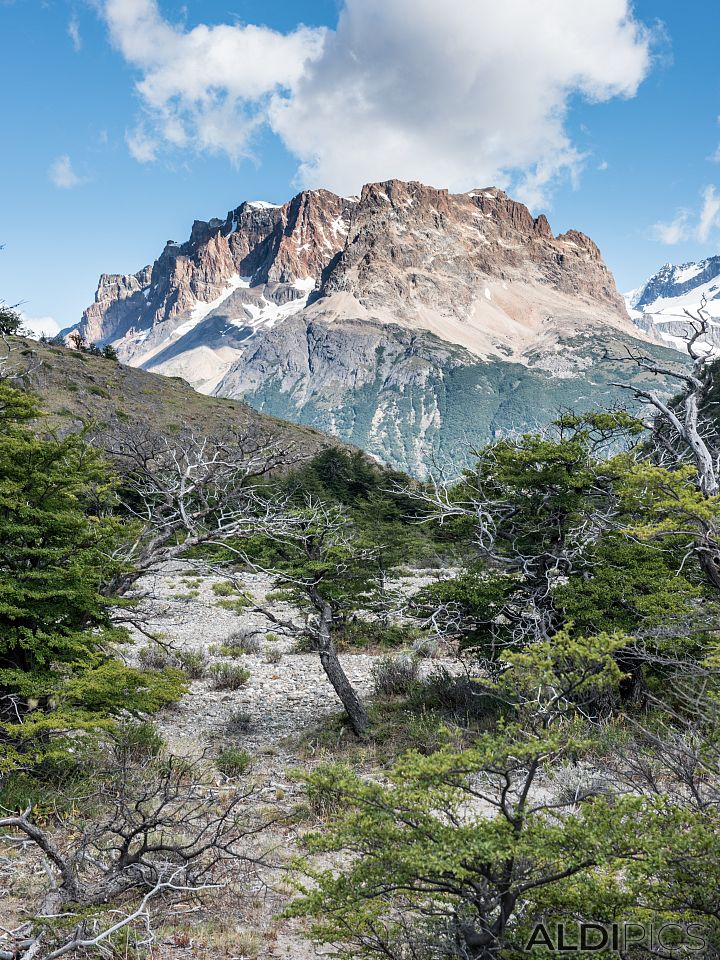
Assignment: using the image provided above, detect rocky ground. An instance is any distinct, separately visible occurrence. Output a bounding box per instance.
[118,560,454,959]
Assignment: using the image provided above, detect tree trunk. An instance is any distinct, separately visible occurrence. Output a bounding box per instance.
[699,537,720,592]
[312,592,370,737]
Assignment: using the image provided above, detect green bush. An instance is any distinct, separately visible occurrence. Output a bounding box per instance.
[212,580,235,596]
[214,596,252,613]
[407,667,504,729]
[333,619,420,650]
[114,721,165,762]
[224,632,262,655]
[138,643,173,670]
[176,648,209,679]
[210,663,251,690]
[215,747,252,778]
[371,655,419,696]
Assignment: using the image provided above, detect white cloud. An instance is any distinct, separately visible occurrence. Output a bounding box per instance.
[102,0,653,204]
[21,314,61,339]
[650,185,720,245]
[271,0,652,204]
[68,15,82,52]
[698,185,720,242]
[125,126,159,163]
[649,210,690,245]
[103,0,325,162]
[48,155,83,189]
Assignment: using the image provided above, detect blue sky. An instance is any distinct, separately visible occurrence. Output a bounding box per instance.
[2,0,720,334]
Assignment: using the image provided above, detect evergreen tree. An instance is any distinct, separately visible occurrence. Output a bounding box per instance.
[0,380,183,771]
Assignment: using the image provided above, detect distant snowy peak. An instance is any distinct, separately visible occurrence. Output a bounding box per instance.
[632,256,720,310]
[627,255,720,354]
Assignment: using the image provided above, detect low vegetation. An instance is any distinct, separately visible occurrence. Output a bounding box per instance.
[4,308,720,958]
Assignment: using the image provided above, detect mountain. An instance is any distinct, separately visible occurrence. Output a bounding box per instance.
[72,179,682,475]
[626,256,720,353]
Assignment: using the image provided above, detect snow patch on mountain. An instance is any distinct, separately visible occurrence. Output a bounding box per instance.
[627,256,720,355]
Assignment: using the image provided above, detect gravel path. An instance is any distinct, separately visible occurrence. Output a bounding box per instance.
[124,562,447,758]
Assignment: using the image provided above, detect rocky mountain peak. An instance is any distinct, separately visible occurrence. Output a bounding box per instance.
[70,178,663,475]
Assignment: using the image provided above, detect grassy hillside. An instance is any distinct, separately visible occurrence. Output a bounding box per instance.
[8,338,343,457]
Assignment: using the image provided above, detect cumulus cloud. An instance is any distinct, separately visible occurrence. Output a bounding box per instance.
[21,314,61,339]
[102,0,653,204]
[104,0,326,162]
[48,155,83,189]
[650,186,720,245]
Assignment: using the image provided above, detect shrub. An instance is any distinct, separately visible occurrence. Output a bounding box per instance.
[212,580,235,596]
[265,647,283,664]
[306,769,344,819]
[137,643,173,670]
[217,644,245,659]
[412,635,440,659]
[404,713,451,755]
[334,620,418,650]
[265,632,280,643]
[215,748,252,778]
[552,764,615,806]
[232,931,261,959]
[215,596,252,613]
[226,632,263,655]
[372,655,420,697]
[210,663,251,690]
[114,721,165,762]
[176,648,209,679]
[293,633,318,653]
[407,668,502,728]
[226,708,253,734]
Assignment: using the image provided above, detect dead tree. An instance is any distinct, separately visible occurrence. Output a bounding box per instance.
[610,297,720,587]
[0,752,274,960]
[98,423,301,595]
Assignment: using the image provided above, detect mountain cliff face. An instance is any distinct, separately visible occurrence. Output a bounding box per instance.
[73,179,678,475]
[626,257,720,353]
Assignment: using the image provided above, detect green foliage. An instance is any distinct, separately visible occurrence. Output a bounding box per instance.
[61,660,186,715]
[289,633,644,958]
[212,580,236,596]
[175,648,209,678]
[411,418,720,717]
[279,447,452,567]
[0,304,24,336]
[0,379,184,771]
[215,747,252,778]
[214,596,252,613]
[332,618,421,650]
[371,655,419,696]
[210,662,251,690]
[113,720,166,762]
[555,536,704,644]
